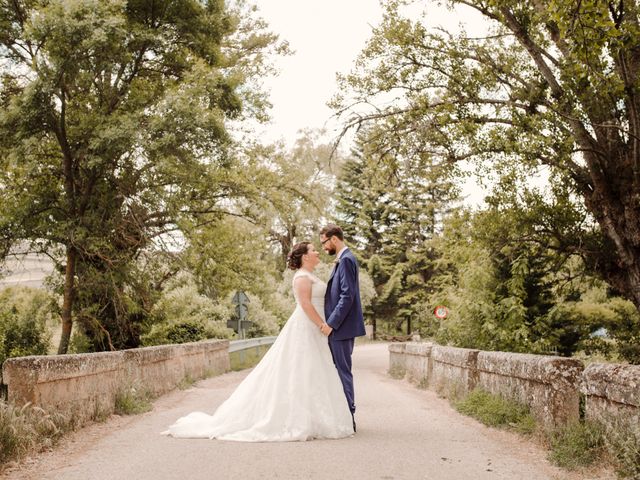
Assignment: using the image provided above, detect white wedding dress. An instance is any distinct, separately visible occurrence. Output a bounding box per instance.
[161,269,354,441]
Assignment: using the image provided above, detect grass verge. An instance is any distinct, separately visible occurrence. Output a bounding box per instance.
[114,386,154,415]
[177,374,196,390]
[603,418,640,479]
[547,420,605,470]
[0,401,73,467]
[387,364,406,379]
[454,389,536,435]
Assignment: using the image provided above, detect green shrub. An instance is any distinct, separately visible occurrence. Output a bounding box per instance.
[0,287,53,365]
[68,328,93,354]
[114,387,153,415]
[547,420,605,470]
[0,400,71,466]
[455,389,536,434]
[242,293,279,338]
[140,273,233,346]
[603,419,640,479]
[141,319,224,346]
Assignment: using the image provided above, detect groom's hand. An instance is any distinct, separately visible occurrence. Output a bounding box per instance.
[320,323,333,336]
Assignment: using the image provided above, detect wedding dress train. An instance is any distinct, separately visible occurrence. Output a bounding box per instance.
[161,269,354,441]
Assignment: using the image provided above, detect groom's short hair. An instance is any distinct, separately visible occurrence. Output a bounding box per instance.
[320,224,344,241]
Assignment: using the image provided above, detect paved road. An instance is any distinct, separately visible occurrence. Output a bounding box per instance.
[3,343,611,480]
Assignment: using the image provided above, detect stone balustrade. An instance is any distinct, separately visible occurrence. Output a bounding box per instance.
[476,350,583,427]
[2,339,230,425]
[389,342,638,429]
[581,362,640,431]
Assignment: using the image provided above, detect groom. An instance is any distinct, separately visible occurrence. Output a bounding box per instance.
[319,224,366,433]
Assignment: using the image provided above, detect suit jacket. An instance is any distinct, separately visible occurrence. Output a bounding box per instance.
[324,248,366,341]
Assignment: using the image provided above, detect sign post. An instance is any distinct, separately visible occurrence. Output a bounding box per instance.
[228,290,253,339]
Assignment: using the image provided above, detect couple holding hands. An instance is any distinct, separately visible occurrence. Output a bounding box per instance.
[162,224,365,441]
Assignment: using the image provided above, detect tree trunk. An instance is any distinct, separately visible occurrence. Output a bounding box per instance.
[57,245,77,354]
[580,147,640,310]
[273,225,296,270]
[371,315,377,340]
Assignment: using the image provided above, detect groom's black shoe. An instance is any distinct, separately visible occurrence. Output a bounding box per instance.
[352,414,356,433]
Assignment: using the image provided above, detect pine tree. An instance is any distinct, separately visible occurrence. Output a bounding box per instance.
[335,128,459,336]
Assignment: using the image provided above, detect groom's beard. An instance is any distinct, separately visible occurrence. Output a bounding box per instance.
[327,246,337,255]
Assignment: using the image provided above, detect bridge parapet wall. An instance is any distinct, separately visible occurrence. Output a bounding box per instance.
[476,351,582,427]
[581,363,640,432]
[2,340,229,425]
[389,342,598,428]
[431,346,479,398]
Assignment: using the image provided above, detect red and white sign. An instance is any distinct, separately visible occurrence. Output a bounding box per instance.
[433,306,449,319]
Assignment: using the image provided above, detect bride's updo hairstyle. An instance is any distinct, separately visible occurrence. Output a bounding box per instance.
[287,242,311,270]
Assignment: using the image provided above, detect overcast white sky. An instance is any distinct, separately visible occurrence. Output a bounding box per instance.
[254,1,491,205]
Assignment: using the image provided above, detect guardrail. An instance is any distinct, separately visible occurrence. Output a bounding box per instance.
[228,336,277,370]
[229,336,277,353]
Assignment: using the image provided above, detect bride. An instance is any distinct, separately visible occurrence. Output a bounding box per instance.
[161,241,354,441]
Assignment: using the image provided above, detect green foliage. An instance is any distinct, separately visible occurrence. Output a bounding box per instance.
[68,328,92,354]
[235,131,338,270]
[335,127,457,335]
[184,216,274,302]
[455,389,536,435]
[333,0,640,322]
[0,287,52,365]
[603,419,640,479]
[140,272,233,346]
[114,386,153,415]
[242,293,279,338]
[421,196,640,362]
[0,0,284,353]
[548,421,605,470]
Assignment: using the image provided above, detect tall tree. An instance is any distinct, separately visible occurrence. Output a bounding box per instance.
[238,131,336,269]
[0,0,283,352]
[332,0,640,312]
[335,127,459,335]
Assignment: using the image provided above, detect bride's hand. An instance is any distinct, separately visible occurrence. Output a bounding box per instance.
[320,323,333,336]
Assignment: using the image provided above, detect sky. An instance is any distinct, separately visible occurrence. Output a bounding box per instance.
[254,0,491,206]
[255,0,384,143]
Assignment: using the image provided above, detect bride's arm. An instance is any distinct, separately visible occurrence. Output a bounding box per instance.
[293,277,325,328]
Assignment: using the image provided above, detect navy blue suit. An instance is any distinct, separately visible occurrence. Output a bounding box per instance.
[324,248,365,414]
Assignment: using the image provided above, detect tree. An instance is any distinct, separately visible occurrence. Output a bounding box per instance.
[237,131,337,269]
[332,0,640,312]
[424,187,640,361]
[334,127,459,335]
[0,0,283,352]
[0,286,52,367]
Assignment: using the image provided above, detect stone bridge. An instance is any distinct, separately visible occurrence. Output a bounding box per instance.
[2,341,637,479]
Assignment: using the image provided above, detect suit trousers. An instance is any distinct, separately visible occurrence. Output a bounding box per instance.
[328,337,356,414]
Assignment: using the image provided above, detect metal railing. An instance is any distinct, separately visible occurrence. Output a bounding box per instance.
[228,336,277,353]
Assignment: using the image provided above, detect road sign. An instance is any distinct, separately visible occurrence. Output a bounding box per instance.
[232,291,250,306]
[434,305,449,319]
[228,290,252,339]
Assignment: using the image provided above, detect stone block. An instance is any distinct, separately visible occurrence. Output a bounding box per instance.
[431,346,479,398]
[581,363,640,430]
[477,351,583,427]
